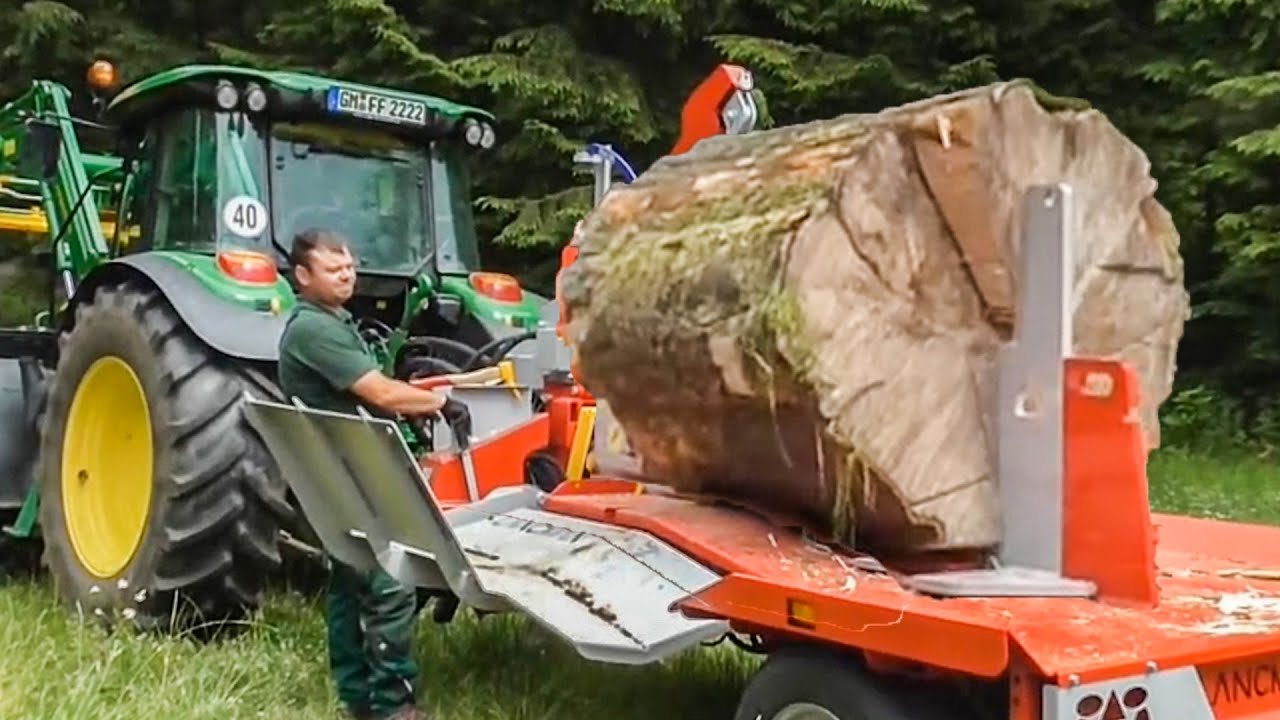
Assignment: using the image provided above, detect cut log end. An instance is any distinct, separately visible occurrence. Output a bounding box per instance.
[562,80,1188,555]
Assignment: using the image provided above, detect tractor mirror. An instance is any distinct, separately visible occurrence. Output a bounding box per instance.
[19,120,63,181]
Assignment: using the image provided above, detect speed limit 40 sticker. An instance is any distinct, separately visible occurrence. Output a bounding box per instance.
[222,195,269,239]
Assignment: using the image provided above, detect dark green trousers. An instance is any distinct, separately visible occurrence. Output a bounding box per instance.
[327,559,421,718]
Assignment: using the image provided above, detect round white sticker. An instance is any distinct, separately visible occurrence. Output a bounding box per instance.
[222,195,269,238]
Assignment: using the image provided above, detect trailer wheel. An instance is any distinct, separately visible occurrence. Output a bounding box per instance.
[524,451,564,492]
[735,645,951,720]
[35,280,292,634]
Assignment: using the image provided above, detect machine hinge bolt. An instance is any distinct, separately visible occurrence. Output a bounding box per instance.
[1068,674,1081,687]
[1146,661,1158,674]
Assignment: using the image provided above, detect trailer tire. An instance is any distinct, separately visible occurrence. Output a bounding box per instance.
[524,451,564,492]
[735,645,949,720]
[35,280,292,635]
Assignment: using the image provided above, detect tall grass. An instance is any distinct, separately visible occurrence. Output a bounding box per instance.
[0,446,1275,719]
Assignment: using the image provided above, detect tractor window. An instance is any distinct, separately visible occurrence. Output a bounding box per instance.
[113,132,155,256]
[429,144,482,274]
[150,109,219,251]
[144,108,270,255]
[269,123,430,275]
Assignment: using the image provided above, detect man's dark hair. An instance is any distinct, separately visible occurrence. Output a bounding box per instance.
[290,228,348,269]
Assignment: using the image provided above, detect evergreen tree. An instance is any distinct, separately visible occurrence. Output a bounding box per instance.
[1138,0,1280,414]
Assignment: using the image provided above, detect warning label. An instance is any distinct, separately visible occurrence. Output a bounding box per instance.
[1073,685,1151,720]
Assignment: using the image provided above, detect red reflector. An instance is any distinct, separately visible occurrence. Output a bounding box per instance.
[560,243,580,270]
[469,271,523,303]
[217,250,277,284]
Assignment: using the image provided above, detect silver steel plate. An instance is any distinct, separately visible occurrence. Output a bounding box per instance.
[452,505,728,664]
[243,394,728,665]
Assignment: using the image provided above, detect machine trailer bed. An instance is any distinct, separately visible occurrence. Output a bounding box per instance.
[243,185,1280,719]
[243,380,1280,720]
[546,485,1280,692]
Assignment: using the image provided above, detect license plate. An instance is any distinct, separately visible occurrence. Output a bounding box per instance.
[326,86,428,127]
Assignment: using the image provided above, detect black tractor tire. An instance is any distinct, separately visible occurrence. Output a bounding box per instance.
[35,279,293,635]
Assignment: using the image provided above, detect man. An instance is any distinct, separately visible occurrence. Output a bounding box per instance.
[277,228,452,720]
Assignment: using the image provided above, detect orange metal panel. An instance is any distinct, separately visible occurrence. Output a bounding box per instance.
[669,65,744,155]
[544,490,1014,676]
[546,488,1280,690]
[1062,358,1159,607]
[682,574,1009,677]
[1151,512,1280,564]
[1198,650,1280,718]
[421,413,549,504]
[1008,649,1043,720]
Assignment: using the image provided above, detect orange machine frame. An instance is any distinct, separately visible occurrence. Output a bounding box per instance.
[537,358,1280,718]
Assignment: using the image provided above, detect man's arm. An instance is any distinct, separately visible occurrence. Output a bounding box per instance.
[349,371,447,415]
[284,318,447,416]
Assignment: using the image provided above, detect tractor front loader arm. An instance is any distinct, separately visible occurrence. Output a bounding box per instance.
[0,81,120,295]
[0,81,123,555]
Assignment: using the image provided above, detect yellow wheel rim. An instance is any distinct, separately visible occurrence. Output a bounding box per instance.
[61,356,154,579]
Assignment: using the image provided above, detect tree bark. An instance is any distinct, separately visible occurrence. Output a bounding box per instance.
[559,81,1189,554]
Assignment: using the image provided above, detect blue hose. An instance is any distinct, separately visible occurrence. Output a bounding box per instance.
[581,142,639,183]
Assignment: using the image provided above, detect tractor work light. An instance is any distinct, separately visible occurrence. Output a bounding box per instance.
[215,80,239,110]
[463,118,484,146]
[245,83,268,113]
[480,123,496,149]
[86,60,118,93]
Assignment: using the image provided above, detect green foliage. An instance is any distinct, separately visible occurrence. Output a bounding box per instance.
[6,0,1280,441]
[1160,385,1249,455]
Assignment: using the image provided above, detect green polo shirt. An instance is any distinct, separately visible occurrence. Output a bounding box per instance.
[277,298,380,414]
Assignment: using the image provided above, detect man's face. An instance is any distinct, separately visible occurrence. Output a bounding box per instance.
[296,245,356,307]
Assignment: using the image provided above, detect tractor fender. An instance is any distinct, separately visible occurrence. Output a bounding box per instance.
[74,255,287,362]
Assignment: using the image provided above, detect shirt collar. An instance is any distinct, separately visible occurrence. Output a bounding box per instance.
[297,297,353,323]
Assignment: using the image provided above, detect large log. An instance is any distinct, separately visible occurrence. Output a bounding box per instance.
[558,81,1189,554]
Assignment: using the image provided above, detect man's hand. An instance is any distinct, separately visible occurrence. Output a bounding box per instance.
[438,397,473,449]
[439,397,470,429]
[349,370,448,416]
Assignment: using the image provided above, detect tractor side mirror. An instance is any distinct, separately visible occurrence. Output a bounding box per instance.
[19,120,63,182]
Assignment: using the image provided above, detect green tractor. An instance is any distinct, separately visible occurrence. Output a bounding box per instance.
[0,61,546,630]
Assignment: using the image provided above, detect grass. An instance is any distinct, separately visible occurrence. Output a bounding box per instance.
[0,582,757,720]
[1147,447,1280,523]
[1,446,1278,719]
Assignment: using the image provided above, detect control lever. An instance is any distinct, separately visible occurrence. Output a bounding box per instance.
[440,398,472,451]
[438,397,480,501]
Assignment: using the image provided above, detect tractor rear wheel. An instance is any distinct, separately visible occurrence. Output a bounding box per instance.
[36,279,292,634]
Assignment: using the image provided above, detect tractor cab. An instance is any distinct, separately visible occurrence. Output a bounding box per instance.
[92,66,524,328]
[10,62,542,360]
